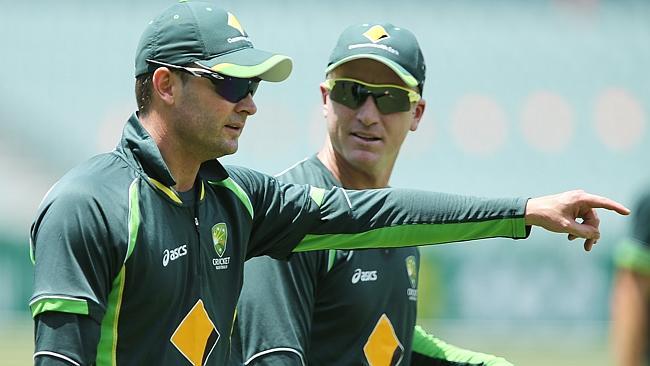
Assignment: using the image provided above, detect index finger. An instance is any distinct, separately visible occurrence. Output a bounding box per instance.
[582,194,630,215]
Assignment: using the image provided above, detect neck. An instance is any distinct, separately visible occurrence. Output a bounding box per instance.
[317,140,394,190]
[140,112,201,192]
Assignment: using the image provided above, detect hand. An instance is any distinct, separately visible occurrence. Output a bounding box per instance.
[525,190,630,251]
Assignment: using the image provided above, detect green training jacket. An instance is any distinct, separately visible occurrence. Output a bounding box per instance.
[30,114,527,365]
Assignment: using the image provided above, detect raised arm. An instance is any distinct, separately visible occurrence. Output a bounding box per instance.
[227,167,629,257]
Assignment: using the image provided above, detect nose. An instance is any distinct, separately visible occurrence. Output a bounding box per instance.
[356,95,381,126]
[235,93,257,116]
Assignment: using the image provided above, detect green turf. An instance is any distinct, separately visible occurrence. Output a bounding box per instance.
[0,317,33,366]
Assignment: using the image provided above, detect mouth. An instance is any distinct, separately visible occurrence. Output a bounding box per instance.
[350,132,382,143]
[225,123,244,133]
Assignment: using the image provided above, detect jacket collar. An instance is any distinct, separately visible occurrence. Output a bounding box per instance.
[118,113,229,186]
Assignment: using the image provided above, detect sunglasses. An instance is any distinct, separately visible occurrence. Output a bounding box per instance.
[146,59,260,103]
[323,78,421,115]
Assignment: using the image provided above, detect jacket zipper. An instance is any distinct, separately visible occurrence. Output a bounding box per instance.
[194,213,201,282]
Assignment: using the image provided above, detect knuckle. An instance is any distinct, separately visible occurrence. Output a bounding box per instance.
[571,189,585,200]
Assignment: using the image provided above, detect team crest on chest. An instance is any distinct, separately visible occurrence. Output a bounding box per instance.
[405,256,418,301]
[211,223,231,270]
[212,223,228,257]
[405,256,417,288]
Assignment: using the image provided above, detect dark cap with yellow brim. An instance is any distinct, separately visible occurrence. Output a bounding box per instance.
[326,23,425,92]
[134,1,292,81]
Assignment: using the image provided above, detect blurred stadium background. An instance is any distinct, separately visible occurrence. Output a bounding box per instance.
[1,0,648,364]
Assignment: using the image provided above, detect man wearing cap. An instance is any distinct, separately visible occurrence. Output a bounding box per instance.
[28,2,629,365]
[233,23,513,366]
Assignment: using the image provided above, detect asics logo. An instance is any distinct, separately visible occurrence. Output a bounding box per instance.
[162,244,188,267]
[351,268,378,284]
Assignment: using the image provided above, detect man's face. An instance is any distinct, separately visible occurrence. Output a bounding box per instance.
[321,59,425,175]
[173,73,258,160]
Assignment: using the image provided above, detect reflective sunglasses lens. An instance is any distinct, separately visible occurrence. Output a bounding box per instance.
[329,80,413,114]
[209,77,260,103]
[373,87,411,114]
[249,80,259,97]
[330,80,368,109]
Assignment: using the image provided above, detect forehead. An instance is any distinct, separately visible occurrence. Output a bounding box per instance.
[329,59,405,87]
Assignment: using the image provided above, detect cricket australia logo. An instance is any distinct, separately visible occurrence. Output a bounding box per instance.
[405,256,418,301]
[212,223,230,270]
[212,223,227,257]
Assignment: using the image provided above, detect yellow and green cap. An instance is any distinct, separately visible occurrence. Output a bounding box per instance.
[326,23,426,92]
[134,1,292,81]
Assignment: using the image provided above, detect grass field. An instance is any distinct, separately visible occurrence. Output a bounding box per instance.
[1,316,612,365]
[418,319,613,366]
[1,315,33,366]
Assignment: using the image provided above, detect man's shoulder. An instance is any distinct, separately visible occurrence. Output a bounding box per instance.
[220,165,275,197]
[275,156,336,188]
[223,165,261,180]
[43,152,137,209]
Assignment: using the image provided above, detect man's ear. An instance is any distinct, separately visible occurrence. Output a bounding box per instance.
[151,67,176,106]
[410,99,426,131]
[320,83,329,118]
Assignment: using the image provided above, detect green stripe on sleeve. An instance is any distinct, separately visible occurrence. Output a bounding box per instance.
[96,266,126,366]
[615,239,650,275]
[412,325,511,365]
[125,179,141,262]
[30,297,89,318]
[293,218,526,252]
[96,180,140,365]
[210,178,254,219]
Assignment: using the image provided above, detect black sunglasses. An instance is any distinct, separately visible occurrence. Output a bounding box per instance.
[323,78,420,115]
[146,59,260,103]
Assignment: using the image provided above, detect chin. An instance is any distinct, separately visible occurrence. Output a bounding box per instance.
[225,145,238,155]
[348,151,381,167]
[215,142,239,158]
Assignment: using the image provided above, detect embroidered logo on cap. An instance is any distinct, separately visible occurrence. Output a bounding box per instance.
[363,25,390,43]
[227,12,245,35]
